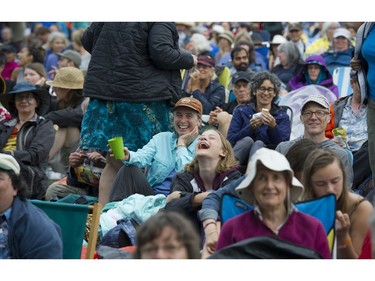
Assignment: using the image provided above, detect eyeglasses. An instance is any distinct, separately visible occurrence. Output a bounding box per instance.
[140,244,183,256]
[15,94,35,101]
[258,87,275,94]
[301,110,329,119]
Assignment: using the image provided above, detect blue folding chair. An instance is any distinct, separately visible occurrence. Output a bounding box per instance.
[332,67,353,98]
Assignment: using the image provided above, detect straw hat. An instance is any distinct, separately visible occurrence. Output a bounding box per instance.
[46,67,84,89]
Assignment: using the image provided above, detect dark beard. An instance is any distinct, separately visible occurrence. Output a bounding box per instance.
[238,64,249,71]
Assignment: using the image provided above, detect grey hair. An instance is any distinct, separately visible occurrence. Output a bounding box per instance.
[190,33,212,53]
[321,22,341,38]
[277,41,302,67]
[46,31,69,50]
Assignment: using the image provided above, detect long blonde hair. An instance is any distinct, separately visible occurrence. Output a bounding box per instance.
[302,149,348,213]
[184,128,238,174]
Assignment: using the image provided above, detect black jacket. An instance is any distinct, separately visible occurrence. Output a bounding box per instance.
[164,167,242,232]
[81,22,195,105]
[0,115,55,198]
[44,97,85,128]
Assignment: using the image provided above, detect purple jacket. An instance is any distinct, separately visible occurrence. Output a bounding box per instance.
[216,209,331,259]
[289,55,339,97]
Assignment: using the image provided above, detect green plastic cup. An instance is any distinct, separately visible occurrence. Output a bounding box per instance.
[108,136,125,160]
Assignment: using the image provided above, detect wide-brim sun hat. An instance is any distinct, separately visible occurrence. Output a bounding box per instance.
[4,81,51,116]
[235,148,303,205]
[46,67,84,89]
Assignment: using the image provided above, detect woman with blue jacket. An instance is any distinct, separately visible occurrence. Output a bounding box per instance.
[227,71,291,168]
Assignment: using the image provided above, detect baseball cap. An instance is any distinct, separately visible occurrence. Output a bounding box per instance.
[333,28,351,40]
[197,56,215,68]
[173,97,203,115]
[301,94,330,111]
[0,153,20,175]
[288,22,302,32]
[1,44,17,53]
[57,50,82,67]
[232,71,252,84]
[235,148,303,205]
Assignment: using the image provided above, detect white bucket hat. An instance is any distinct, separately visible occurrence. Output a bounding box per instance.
[235,148,303,205]
[0,153,20,175]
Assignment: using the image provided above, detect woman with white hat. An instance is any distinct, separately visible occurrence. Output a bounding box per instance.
[215,148,331,258]
[45,66,88,175]
[268,34,287,71]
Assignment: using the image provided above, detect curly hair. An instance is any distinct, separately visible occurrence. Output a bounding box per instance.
[250,71,282,102]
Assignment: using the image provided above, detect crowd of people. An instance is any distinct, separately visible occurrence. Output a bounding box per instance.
[0,21,375,260]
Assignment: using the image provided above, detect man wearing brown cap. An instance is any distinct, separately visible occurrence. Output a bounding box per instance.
[104,97,202,203]
[276,94,354,189]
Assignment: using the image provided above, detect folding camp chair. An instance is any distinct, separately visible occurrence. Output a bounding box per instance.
[30,200,103,259]
[216,66,231,89]
[332,67,353,98]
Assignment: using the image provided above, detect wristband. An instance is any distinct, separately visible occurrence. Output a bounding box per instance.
[203,221,216,230]
[176,144,186,149]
